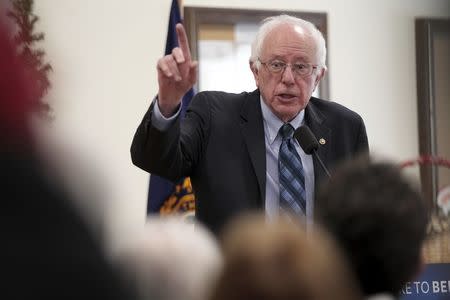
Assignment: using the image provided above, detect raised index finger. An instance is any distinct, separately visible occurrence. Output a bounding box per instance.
[176,23,191,62]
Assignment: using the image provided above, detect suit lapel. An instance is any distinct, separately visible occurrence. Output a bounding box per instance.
[240,90,266,206]
[239,95,330,205]
[305,98,331,192]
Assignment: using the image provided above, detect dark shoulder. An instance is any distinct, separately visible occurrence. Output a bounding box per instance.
[194,90,254,103]
[190,90,259,112]
[308,97,364,123]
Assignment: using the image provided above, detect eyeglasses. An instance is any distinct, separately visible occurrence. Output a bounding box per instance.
[258,58,318,77]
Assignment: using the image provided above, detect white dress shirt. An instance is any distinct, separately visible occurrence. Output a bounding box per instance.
[259,98,314,225]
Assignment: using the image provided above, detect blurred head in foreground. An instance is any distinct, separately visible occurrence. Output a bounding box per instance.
[0,19,136,299]
[209,214,362,300]
[315,156,428,296]
[117,217,222,300]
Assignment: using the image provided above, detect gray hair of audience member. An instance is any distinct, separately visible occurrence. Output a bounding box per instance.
[116,217,223,300]
[315,157,429,296]
[209,214,363,300]
[250,15,327,69]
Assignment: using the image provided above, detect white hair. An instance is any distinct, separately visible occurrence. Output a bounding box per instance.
[250,15,327,69]
[116,217,223,300]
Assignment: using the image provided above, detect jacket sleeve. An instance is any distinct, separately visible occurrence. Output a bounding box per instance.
[130,93,210,182]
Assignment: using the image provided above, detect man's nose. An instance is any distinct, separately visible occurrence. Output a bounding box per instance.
[281,65,295,84]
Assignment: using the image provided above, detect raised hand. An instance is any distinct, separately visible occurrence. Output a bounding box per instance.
[156,23,198,117]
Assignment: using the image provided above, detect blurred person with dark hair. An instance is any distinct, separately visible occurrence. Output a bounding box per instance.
[0,20,136,299]
[315,157,428,299]
[209,214,363,300]
[116,217,222,300]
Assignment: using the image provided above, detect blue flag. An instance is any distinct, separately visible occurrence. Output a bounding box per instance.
[147,0,195,216]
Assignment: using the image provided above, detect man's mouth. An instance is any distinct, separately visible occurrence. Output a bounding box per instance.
[276,93,297,101]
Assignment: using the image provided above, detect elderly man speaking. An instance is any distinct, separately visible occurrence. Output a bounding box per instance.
[131,15,368,234]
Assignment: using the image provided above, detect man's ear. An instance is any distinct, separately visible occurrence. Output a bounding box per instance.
[313,67,326,91]
[250,61,260,87]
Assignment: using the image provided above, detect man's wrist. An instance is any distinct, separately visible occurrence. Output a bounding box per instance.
[152,96,182,131]
[157,98,180,118]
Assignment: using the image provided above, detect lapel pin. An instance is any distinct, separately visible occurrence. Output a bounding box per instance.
[319,138,326,145]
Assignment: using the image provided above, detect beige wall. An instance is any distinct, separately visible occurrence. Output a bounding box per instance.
[33,0,450,251]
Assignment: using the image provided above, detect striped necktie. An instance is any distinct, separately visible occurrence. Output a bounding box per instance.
[278,123,306,215]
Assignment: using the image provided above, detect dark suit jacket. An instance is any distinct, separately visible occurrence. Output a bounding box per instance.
[131,89,368,234]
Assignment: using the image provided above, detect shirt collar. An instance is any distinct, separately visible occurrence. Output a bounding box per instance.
[260,96,305,145]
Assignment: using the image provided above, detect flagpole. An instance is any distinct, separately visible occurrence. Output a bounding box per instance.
[178,0,183,18]
[147,0,196,217]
